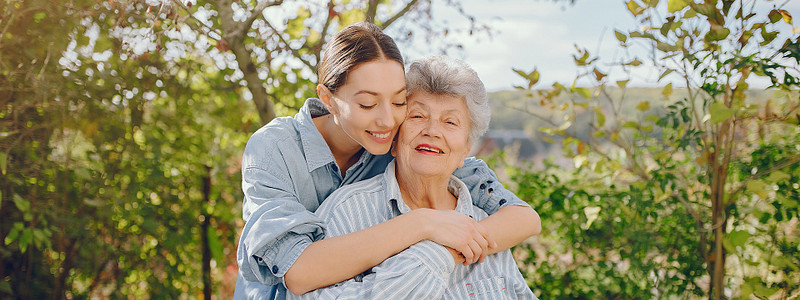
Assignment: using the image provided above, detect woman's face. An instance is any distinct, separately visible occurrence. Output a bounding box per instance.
[393,91,472,177]
[326,59,407,155]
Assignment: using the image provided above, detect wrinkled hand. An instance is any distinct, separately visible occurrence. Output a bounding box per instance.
[419,209,497,265]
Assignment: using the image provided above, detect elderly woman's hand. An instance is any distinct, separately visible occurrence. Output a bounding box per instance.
[415,208,498,265]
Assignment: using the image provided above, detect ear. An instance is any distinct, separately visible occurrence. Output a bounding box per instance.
[316,84,337,114]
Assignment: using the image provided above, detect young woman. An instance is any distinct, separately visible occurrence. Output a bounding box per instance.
[234,22,540,300]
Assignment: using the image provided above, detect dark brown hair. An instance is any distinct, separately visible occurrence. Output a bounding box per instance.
[317,22,404,94]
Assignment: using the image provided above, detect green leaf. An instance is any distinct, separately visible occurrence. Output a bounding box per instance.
[768,9,782,23]
[705,25,730,42]
[766,171,790,183]
[33,12,46,23]
[746,180,769,198]
[728,230,750,249]
[596,109,606,127]
[19,229,32,253]
[656,41,680,52]
[614,30,628,43]
[0,280,11,294]
[575,87,592,99]
[636,101,650,111]
[658,69,675,81]
[4,223,21,246]
[709,101,737,124]
[12,194,30,213]
[0,151,6,175]
[623,121,639,129]
[592,130,606,138]
[667,0,689,13]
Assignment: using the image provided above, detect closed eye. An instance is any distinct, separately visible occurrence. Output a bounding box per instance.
[360,104,376,109]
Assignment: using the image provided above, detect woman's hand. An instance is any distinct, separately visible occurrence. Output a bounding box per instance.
[415,209,497,265]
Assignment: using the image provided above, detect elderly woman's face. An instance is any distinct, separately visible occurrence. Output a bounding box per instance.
[393,91,471,177]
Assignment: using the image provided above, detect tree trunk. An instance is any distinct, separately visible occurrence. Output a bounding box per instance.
[229,43,276,125]
[53,239,76,300]
[214,0,277,125]
[202,166,212,299]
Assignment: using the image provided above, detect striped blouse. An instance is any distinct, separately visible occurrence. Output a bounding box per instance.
[288,160,538,300]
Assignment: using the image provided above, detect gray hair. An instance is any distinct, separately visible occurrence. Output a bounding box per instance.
[405,55,490,145]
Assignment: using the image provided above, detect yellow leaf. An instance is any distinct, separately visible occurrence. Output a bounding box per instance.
[662,83,673,97]
[667,0,690,13]
[627,0,644,16]
[637,101,651,111]
[779,9,793,25]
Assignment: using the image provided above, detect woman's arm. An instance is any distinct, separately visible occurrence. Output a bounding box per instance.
[284,208,491,295]
[479,204,541,256]
[288,241,453,300]
[454,157,542,261]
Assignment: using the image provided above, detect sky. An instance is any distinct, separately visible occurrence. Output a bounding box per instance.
[399,0,800,92]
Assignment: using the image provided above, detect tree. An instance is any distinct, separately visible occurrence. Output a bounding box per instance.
[0,0,503,298]
[114,0,495,125]
[510,0,799,298]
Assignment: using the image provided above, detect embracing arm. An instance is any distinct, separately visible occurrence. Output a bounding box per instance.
[481,205,541,255]
[455,157,542,259]
[284,208,489,295]
[288,241,453,300]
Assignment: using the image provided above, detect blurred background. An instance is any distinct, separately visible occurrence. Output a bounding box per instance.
[1,0,798,298]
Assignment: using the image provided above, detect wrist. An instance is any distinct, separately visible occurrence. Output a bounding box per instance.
[405,208,433,242]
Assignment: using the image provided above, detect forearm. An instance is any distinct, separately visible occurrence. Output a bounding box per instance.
[479,205,541,255]
[289,241,452,300]
[284,211,429,295]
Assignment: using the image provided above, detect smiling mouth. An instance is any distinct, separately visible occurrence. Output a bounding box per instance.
[368,131,391,139]
[415,146,444,154]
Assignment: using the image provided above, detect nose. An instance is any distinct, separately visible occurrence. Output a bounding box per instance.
[375,104,395,129]
[421,118,442,138]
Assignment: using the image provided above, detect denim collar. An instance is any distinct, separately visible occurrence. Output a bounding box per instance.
[295,98,336,173]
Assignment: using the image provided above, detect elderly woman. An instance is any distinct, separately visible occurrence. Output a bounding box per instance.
[289,56,540,299]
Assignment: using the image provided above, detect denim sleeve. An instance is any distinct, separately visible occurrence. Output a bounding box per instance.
[452,157,529,215]
[289,241,454,300]
[238,164,325,286]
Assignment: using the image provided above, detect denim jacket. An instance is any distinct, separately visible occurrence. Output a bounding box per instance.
[234,99,528,299]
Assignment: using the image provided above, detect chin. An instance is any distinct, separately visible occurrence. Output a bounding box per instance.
[364,145,391,155]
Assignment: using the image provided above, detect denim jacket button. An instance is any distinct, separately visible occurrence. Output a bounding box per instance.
[480,183,486,189]
[498,199,507,206]
[271,265,279,274]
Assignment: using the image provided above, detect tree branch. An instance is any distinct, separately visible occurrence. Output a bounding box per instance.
[231,0,284,41]
[365,0,378,23]
[169,0,224,39]
[380,0,418,30]
[728,155,800,200]
[263,19,316,70]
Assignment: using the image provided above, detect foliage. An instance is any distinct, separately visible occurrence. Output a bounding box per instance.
[509,0,800,298]
[0,0,499,298]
